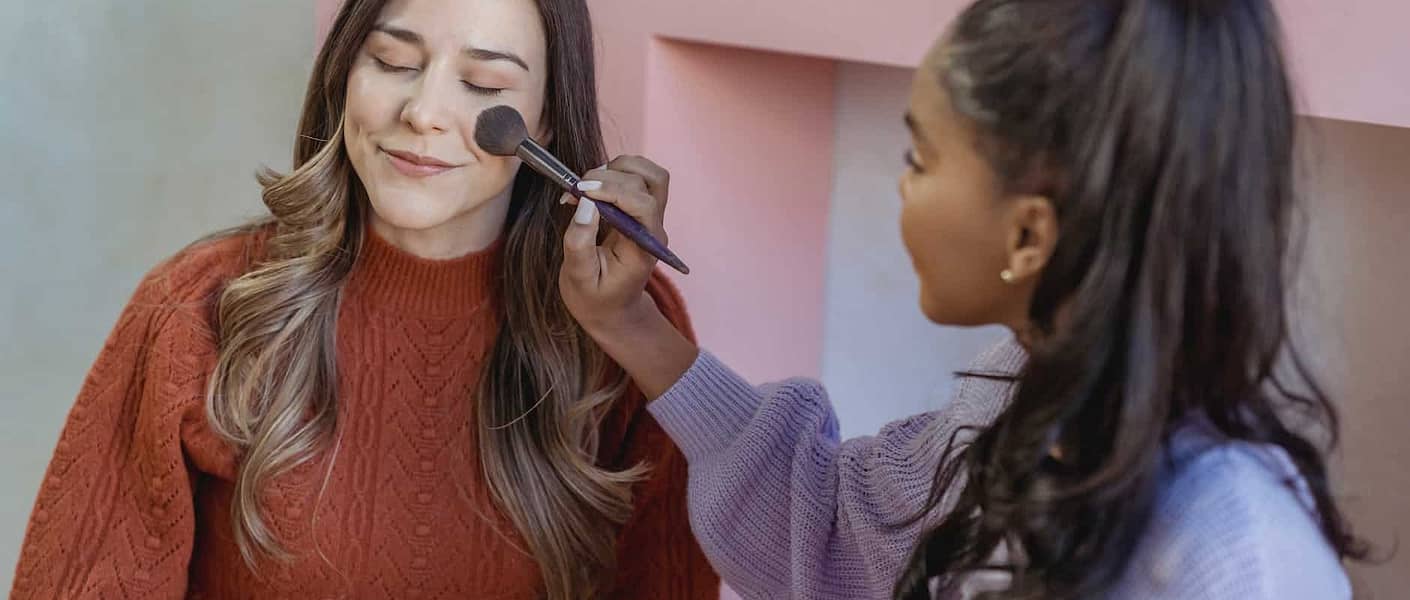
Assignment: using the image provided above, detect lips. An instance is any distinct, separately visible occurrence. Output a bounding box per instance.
[382,148,462,177]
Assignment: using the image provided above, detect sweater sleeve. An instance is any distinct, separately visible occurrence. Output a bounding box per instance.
[647,340,1025,600]
[607,272,721,599]
[10,260,220,599]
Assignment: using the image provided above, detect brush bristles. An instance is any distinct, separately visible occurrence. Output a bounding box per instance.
[475,105,530,156]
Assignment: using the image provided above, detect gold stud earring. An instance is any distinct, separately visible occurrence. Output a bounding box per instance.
[1000,269,1016,284]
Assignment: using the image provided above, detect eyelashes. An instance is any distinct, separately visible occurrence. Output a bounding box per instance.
[372,56,506,97]
[373,56,416,74]
[460,82,505,97]
[905,149,923,172]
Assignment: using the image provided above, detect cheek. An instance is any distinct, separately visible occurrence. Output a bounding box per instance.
[900,202,953,322]
[899,180,997,324]
[342,74,377,186]
[515,77,551,140]
[465,159,520,198]
[344,69,412,187]
[898,179,951,275]
[344,69,401,141]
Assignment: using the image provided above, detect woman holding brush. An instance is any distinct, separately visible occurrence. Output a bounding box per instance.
[561,0,1366,597]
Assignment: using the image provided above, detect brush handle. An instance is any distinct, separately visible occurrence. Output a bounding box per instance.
[517,142,690,275]
[567,185,690,275]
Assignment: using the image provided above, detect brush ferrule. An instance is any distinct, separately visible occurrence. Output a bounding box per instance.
[516,140,580,189]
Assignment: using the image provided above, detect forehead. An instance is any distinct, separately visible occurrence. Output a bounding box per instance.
[906,58,951,142]
[909,42,987,145]
[374,0,547,60]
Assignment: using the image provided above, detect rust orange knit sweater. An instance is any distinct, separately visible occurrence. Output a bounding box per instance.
[11,227,717,599]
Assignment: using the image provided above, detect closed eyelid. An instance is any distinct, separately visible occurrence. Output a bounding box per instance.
[461,66,519,85]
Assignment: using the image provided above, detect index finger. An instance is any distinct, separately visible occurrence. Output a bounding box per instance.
[606,155,670,206]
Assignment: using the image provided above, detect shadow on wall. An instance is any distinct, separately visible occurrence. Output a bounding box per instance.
[1295,117,1410,598]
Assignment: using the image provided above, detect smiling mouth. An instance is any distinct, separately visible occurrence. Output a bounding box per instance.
[381,148,463,177]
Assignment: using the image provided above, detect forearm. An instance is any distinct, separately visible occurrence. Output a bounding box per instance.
[646,341,1025,598]
[648,352,949,599]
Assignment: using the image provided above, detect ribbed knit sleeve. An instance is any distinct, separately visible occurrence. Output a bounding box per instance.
[648,339,1025,599]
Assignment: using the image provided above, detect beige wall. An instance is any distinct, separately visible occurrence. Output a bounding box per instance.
[1299,118,1410,596]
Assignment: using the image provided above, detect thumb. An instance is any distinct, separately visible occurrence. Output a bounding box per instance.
[562,199,601,286]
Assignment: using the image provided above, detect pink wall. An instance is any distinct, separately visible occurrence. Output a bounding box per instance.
[642,40,836,381]
[590,0,1410,139]
[1279,0,1410,127]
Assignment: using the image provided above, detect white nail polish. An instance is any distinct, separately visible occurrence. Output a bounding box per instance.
[573,199,597,225]
[576,180,603,192]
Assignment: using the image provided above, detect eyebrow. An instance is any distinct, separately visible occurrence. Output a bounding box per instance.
[372,24,530,72]
[904,112,920,136]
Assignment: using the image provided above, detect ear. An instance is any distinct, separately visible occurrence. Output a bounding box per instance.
[1001,194,1058,283]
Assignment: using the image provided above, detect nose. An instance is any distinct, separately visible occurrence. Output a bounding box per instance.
[400,72,454,135]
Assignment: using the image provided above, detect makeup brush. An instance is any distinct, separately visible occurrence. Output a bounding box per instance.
[475,105,690,275]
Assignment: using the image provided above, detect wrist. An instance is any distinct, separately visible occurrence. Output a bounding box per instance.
[583,294,698,400]
[581,292,659,340]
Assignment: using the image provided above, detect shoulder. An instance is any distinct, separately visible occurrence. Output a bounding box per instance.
[643,270,694,342]
[110,224,270,379]
[1115,427,1351,599]
[136,224,269,311]
[71,225,267,475]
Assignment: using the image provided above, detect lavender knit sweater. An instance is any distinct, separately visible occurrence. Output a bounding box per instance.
[647,338,1351,599]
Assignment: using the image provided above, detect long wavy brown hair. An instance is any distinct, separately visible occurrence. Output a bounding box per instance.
[203,1,641,597]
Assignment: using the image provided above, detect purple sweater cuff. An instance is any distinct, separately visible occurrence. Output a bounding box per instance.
[647,350,762,464]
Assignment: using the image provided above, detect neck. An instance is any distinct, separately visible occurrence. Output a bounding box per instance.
[349,220,504,318]
[1008,322,1040,351]
[370,187,513,259]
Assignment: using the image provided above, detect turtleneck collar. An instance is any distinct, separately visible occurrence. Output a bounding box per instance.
[345,224,503,318]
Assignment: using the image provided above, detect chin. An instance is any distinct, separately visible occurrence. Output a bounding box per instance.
[367,191,463,232]
[917,292,949,325]
[918,290,986,327]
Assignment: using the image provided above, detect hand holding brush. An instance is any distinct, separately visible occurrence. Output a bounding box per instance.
[475,105,690,275]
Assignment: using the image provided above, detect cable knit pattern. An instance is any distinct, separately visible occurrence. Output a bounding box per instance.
[12,227,717,600]
[650,340,1351,600]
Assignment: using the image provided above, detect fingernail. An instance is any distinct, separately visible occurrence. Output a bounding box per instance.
[573,199,597,225]
[560,192,572,205]
[576,180,603,192]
